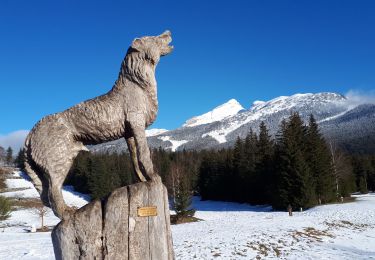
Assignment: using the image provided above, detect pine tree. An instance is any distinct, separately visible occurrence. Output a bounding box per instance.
[255,121,274,204]
[272,120,292,209]
[329,142,356,197]
[0,146,5,165]
[87,156,113,199]
[171,162,195,219]
[6,147,13,166]
[368,156,375,192]
[15,148,26,170]
[306,115,335,203]
[241,129,259,203]
[352,156,369,194]
[232,137,245,201]
[273,113,316,210]
[198,153,217,200]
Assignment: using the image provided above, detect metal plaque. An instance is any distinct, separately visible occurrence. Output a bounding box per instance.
[137,206,157,217]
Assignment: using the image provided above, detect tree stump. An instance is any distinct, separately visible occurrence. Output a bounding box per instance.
[52,178,174,260]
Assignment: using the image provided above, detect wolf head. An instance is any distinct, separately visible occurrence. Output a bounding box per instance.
[130,30,173,65]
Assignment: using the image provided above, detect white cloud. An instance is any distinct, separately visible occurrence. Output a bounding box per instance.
[345,89,375,108]
[0,130,29,152]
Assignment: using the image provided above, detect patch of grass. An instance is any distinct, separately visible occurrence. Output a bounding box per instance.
[324,196,356,205]
[257,243,269,256]
[292,227,334,243]
[0,167,16,175]
[36,226,51,232]
[170,214,201,224]
[0,179,6,191]
[342,197,356,203]
[212,252,221,257]
[324,220,370,230]
[246,241,272,258]
[0,196,12,220]
[11,198,43,209]
[273,247,281,257]
[0,167,18,191]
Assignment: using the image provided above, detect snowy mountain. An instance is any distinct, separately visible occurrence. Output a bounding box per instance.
[90,92,374,153]
[183,99,244,127]
[145,128,168,137]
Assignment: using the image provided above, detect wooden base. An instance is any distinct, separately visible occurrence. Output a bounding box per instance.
[52,179,174,260]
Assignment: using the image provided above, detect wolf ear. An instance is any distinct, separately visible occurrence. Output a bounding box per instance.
[131,38,143,51]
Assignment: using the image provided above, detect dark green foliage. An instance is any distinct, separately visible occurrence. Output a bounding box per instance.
[66,149,200,202]
[329,144,356,197]
[66,152,135,199]
[196,114,361,211]
[6,147,13,166]
[255,122,274,204]
[273,113,316,210]
[152,147,172,184]
[15,148,26,170]
[171,161,195,218]
[65,116,372,211]
[0,196,12,220]
[305,115,336,203]
[351,155,375,194]
[369,157,375,192]
[198,150,233,201]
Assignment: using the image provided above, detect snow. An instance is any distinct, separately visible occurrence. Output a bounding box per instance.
[203,93,348,143]
[172,195,375,259]
[145,128,168,137]
[0,170,90,260]
[202,111,264,143]
[2,187,40,199]
[6,176,35,190]
[183,99,244,127]
[1,171,375,259]
[158,136,188,151]
[318,109,351,123]
[61,186,90,208]
[2,172,90,208]
[252,100,266,107]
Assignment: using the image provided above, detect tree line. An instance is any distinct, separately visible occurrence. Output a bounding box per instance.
[0,146,14,166]
[14,113,375,212]
[200,114,351,210]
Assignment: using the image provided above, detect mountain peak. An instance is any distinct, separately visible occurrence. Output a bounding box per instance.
[183,99,244,127]
[249,92,346,111]
[145,128,168,137]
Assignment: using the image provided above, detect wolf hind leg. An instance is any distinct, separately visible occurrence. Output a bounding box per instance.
[48,178,68,219]
[44,142,81,219]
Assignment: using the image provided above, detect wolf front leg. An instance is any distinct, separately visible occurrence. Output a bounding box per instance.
[127,113,158,181]
[126,136,147,182]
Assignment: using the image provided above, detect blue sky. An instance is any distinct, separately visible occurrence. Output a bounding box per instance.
[0,0,375,140]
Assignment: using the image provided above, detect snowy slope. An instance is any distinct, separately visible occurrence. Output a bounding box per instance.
[183,99,244,127]
[2,171,90,208]
[158,136,188,152]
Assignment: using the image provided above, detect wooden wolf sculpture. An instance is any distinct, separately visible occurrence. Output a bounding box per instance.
[24,31,173,219]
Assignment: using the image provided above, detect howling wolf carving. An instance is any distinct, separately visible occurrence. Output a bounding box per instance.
[24,31,173,219]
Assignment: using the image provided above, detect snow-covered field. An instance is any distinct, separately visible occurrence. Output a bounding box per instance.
[0,171,374,259]
[173,197,375,259]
